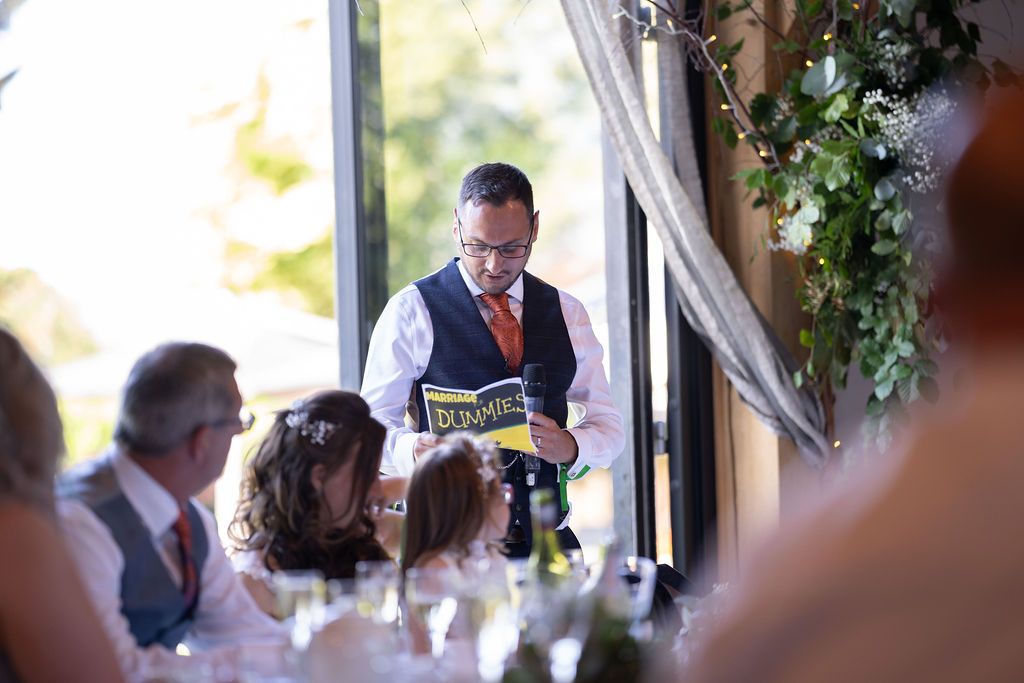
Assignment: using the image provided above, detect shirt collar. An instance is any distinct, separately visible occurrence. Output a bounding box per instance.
[455,257,524,303]
[109,447,182,539]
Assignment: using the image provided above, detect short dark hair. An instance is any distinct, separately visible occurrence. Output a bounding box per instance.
[458,162,534,224]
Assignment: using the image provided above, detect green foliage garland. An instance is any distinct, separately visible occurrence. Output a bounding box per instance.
[649,0,1021,441]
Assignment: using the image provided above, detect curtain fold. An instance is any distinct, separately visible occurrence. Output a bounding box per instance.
[561,0,830,466]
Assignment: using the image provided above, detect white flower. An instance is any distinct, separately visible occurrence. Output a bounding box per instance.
[284,400,338,446]
[863,88,956,193]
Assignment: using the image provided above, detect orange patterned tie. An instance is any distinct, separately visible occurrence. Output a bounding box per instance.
[479,292,524,374]
[172,508,198,609]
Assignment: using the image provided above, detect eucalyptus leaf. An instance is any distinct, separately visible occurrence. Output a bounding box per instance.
[825,157,852,191]
[823,93,849,123]
[892,210,911,235]
[876,210,893,231]
[875,378,895,400]
[881,0,915,27]
[859,138,887,159]
[874,178,897,201]
[801,56,837,97]
[871,239,898,255]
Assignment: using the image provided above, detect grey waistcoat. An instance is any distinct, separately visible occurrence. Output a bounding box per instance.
[58,456,210,650]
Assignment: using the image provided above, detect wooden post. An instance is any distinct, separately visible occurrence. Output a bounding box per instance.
[705,0,813,579]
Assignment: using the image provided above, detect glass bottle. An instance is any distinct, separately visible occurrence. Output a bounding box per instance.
[526,488,572,586]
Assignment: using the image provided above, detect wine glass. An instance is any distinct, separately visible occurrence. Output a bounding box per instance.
[404,567,460,660]
[271,569,327,651]
[465,559,519,682]
[355,560,400,627]
[622,556,658,639]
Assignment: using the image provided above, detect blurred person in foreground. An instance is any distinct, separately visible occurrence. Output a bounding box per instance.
[0,327,125,683]
[230,390,402,615]
[57,342,284,681]
[361,161,624,557]
[685,93,1024,682]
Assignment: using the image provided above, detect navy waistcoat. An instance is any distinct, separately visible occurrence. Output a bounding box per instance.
[414,259,577,553]
[58,456,210,650]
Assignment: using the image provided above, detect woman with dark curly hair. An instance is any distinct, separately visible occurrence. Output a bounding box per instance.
[230,390,402,613]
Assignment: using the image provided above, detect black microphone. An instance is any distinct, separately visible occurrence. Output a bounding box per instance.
[522,364,545,486]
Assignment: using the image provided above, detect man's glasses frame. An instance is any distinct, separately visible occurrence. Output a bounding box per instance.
[206,407,256,433]
[456,213,535,259]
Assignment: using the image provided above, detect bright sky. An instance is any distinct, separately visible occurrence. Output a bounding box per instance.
[0,0,331,351]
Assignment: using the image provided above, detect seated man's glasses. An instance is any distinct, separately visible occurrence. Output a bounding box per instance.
[457,214,534,259]
[207,407,256,433]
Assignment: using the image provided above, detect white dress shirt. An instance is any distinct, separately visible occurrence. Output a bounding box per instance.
[361,259,625,479]
[58,449,284,682]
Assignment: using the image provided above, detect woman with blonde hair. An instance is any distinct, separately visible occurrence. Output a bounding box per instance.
[230,390,402,612]
[401,432,511,574]
[0,327,124,682]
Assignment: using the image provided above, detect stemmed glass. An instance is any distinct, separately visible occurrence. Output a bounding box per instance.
[465,559,519,682]
[355,560,401,628]
[271,569,327,651]
[404,567,460,660]
[623,555,658,640]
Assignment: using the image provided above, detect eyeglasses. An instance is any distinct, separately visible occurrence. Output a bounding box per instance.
[501,482,514,504]
[207,407,256,433]
[457,213,535,259]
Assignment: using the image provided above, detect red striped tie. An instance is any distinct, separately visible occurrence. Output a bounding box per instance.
[480,292,523,374]
[172,509,198,608]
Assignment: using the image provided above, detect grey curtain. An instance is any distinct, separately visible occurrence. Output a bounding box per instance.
[561,0,830,466]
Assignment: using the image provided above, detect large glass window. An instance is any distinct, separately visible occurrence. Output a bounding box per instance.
[0,0,339,535]
[377,1,612,559]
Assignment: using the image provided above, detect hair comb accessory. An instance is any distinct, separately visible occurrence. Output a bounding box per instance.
[284,400,338,446]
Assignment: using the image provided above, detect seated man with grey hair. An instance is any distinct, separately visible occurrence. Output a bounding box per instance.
[58,342,283,680]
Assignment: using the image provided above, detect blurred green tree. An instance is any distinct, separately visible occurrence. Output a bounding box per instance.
[228,0,596,309]
[0,268,97,365]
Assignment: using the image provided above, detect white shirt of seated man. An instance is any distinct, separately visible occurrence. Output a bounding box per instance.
[59,449,285,680]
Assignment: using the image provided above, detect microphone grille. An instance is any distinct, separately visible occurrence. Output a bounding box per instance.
[523,363,545,385]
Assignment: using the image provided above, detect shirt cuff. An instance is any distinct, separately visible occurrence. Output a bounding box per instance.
[564,428,593,480]
[392,432,419,477]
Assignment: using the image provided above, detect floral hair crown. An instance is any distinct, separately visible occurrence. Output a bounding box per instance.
[473,437,502,490]
[284,400,338,446]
